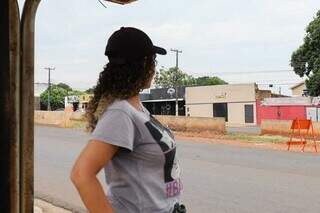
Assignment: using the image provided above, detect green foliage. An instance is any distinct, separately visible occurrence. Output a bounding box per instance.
[154,67,192,88]
[68,89,85,96]
[305,72,320,96]
[195,76,227,86]
[154,67,227,88]
[40,84,85,110]
[291,10,320,96]
[40,85,68,110]
[56,82,72,91]
[85,86,95,94]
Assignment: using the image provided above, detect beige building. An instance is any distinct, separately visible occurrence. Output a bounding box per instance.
[185,84,265,126]
[79,94,94,111]
[291,82,307,96]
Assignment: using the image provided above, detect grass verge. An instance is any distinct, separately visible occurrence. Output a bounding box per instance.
[223,133,289,144]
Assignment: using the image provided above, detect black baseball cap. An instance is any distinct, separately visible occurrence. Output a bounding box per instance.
[105,27,167,63]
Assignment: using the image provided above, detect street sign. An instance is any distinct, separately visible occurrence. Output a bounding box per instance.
[105,0,137,4]
[167,88,175,96]
[287,119,318,153]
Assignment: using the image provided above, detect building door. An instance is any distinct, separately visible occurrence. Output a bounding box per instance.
[245,104,254,123]
[213,103,228,122]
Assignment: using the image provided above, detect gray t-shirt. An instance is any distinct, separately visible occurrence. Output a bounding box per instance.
[91,100,182,213]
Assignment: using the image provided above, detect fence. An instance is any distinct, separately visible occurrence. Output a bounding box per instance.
[34,111,226,134]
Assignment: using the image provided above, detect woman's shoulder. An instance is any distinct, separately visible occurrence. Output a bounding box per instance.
[101,99,150,122]
[104,99,132,115]
[108,99,128,109]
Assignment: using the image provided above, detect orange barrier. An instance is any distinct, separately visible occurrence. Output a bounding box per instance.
[287,119,317,152]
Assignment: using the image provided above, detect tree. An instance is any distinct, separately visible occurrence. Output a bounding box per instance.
[40,85,68,110]
[291,10,320,96]
[154,67,194,88]
[85,86,95,94]
[68,89,85,96]
[154,67,227,88]
[56,82,72,91]
[40,84,85,110]
[194,76,227,86]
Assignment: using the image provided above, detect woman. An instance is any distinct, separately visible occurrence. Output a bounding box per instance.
[71,27,185,213]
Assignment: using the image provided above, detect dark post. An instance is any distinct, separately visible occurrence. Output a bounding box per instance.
[0,0,20,212]
[44,67,55,111]
[20,0,41,212]
[170,49,182,116]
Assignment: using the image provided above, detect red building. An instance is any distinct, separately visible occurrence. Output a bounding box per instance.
[256,97,319,124]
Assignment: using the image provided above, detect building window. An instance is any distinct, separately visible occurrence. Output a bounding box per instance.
[213,103,228,122]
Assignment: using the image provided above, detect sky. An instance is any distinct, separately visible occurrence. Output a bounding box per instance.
[19,0,320,95]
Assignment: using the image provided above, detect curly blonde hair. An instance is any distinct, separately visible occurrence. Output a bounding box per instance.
[85,55,156,132]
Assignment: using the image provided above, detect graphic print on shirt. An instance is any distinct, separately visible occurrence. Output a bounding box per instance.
[145,115,182,197]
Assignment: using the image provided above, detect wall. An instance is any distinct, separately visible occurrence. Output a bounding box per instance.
[256,100,306,124]
[292,83,306,96]
[34,110,80,127]
[34,111,226,134]
[155,115,225,133]
[185,84,257,126]
[186,84,256,104]
[187,102,257,126]
[228,102,257,126]
[261,119,320,138]
[256,90,272,100]
[186,104,213,117]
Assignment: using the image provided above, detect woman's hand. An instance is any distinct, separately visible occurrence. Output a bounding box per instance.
[70,140,118,213]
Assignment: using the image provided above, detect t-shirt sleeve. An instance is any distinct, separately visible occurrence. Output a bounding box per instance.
[90,109,135,151]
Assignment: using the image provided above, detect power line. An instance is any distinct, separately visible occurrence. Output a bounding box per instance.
[208,70,294,75]
[168,69,295,77]
[97,0,107,8]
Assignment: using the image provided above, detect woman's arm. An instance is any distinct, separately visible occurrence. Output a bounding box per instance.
[70,140,118,213]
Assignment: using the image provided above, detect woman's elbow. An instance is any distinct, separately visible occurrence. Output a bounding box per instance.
[70,166,81,185]
[70,166,93,186]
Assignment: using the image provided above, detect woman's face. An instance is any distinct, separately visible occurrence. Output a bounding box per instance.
[144,69,155,89]
[143,55,156,89]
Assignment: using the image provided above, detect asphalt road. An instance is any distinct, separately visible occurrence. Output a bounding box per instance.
[35,126,320,213]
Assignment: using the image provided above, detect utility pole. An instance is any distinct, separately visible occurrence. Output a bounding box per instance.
[170,49,182,116]
[44,67,55,111]
[171,49,182,69]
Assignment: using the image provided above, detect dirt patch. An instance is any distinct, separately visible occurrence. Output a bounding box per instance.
[174,131,319,154]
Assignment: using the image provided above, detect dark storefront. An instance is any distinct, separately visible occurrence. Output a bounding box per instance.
[140,87,186,116]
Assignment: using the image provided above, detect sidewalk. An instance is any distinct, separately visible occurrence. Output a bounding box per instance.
[34,199,71,213]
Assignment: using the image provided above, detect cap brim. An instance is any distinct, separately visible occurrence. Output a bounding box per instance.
[153,46,167,55]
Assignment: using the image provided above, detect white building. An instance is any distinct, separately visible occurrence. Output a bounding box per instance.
[34,83,49,110]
